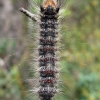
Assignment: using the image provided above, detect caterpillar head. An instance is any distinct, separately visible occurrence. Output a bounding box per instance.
[41,0,60,14]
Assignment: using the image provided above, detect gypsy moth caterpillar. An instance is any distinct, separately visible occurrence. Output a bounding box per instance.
[19,0,85,100]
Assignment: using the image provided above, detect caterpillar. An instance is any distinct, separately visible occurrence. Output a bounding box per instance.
[20,0,69,100]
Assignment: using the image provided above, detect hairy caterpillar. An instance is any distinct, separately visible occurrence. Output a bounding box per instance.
[20,0,61,100]
[0,0,85,100]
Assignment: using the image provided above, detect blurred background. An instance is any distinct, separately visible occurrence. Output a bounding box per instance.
[0,0,100,100]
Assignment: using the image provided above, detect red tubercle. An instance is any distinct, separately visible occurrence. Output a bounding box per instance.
[45,79,51,83]
[39,56,58,62]
[40,38,57,44]
[44,57,48,62]
[51,57,54,62]
[44,47,47,51]
[45,70,53,74]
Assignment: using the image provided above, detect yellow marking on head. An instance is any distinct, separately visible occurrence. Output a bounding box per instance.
[43,0,58,9]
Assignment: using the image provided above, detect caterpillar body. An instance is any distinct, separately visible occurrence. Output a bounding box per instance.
[20,0,61,100]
